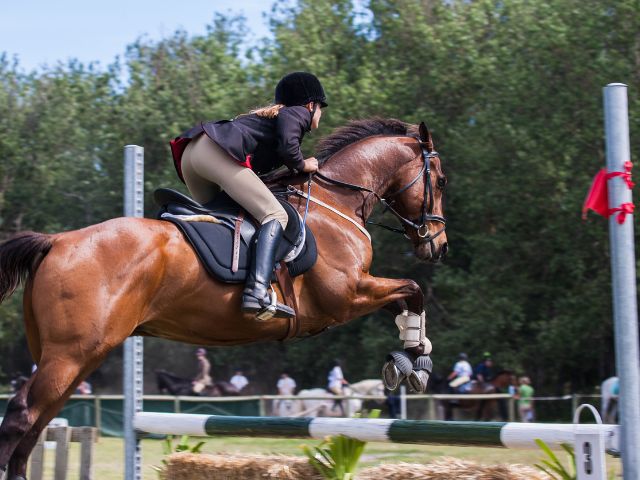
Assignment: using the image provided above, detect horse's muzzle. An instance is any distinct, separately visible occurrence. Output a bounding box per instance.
[415,240,448,262]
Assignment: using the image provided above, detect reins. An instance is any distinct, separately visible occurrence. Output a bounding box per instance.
[286,183,372,242]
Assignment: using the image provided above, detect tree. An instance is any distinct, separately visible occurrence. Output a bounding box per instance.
[0,0,638,397]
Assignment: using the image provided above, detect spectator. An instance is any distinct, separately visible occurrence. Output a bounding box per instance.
[447,353,473,393]
[192,348,213,394]
[327,359,348,415]
[473,352,494,384]
[327,359,348,395]
[277,372,297,395]
[516,376,535,422]
[230,369,249,392]
[385,387,401,419]
[10,375,29,394]
[75,380,92,395]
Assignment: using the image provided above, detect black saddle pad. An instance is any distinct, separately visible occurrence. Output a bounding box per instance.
[154,188,317,283]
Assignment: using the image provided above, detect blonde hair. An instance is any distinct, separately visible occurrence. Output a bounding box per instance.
[248,104,285,119]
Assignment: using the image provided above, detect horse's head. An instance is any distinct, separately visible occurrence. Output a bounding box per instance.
[492,370,517,389]
[314,118,448,261]
[387,122,448,262]
[154,369,171,393]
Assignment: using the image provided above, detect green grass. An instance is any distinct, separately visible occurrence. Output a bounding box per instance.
[34,436,622,480]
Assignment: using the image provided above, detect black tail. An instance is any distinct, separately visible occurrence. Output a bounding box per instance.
[0,231,53,303]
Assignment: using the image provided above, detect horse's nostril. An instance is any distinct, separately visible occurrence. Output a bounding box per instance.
[441,242,449,258]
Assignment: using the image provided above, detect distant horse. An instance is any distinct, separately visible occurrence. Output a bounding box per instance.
[155,370,239,397]
[601,376,618,424]
[349,379,385,397]
[350,378,386,411]
[0,119,447,478]
[275,386,363,418]
[434,371,516,421]
[275,380,385,417]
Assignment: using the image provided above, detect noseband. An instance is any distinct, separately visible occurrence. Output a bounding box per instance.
[313,138,446,250]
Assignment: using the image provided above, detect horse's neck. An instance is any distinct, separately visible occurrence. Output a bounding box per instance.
[317,138,411,220]
[162,371,189,384]
[351,379,380,395]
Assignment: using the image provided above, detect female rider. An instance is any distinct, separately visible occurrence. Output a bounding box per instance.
[170,72,326,319]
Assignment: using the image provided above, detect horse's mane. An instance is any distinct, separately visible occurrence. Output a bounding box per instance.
[262,118,418,184]
[316,118,418,164]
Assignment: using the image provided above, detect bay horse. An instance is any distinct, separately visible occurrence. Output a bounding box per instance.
[0,118,447,479]
[155,370,240,397]
[437,371,516,421]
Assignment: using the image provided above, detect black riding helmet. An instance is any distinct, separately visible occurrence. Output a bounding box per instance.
[274,72,328,108]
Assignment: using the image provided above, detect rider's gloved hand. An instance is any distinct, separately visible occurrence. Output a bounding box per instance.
[303,157,319,173]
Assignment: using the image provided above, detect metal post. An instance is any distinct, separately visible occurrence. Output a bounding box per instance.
[344,395,351,417]
[508,397,515,422]
[604,83,640,479]
[427,395,436,420]
[123,145,144,480]
[94,396,101,435]
[400,386,407,420]
[259,396,266,417]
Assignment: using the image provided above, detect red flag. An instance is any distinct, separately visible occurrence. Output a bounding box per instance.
[582,169,609,219]
[583,162,635,223]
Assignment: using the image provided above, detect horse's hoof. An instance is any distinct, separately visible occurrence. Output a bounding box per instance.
[407,370,430,393]
[382,361,403,390]
[413,354,433,374]
[382,351,415,390]
[406,354,432,393]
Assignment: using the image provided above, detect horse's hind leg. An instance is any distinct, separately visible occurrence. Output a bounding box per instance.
[0,377,34,478]
[1,354,99,479]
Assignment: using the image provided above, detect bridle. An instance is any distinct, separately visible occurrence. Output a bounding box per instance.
[313,137,446,251]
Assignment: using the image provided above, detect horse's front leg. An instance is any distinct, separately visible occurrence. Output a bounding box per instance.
[352,275,432,393]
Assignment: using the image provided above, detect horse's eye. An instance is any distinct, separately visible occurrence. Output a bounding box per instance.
[437,177,447,189]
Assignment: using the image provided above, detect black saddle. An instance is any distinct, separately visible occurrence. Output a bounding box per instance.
[154,188,317,283]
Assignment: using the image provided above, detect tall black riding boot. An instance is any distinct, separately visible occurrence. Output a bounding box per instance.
[242,219,295,319]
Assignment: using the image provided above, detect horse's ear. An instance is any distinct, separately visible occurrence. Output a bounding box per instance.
[418,121,434,152]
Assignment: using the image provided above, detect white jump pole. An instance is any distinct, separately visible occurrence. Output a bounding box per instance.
[603,83,640,479]
[123,145,144,480]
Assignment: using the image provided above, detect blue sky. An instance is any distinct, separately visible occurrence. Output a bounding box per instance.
[0,0,271,72]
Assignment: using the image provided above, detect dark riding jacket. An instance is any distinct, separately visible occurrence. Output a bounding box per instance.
[170,106,312,182]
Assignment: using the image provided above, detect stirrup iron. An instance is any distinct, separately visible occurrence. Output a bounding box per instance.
[256,290,278,320]
[254,289,295,321]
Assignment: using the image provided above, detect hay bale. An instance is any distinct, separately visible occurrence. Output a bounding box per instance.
[160,453,550,480]
[357,457,551,480]
[161,452,323,480]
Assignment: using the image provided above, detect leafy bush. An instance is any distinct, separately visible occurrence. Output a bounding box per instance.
[302,410,380,480]
[535,439,576,479]
[535,439,615,480]
[153,435,206,479]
